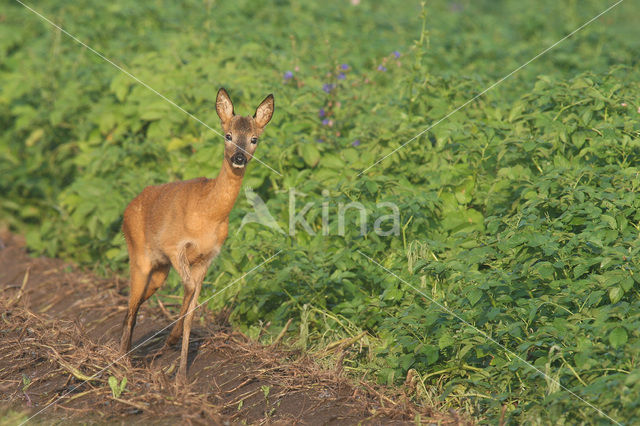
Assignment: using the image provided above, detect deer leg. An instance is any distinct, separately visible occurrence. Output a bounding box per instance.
[120,262,152,354]
[144,265,170,301]
[165,284,194,347]
[175,259,211,384]
[176,278,203,384]
[165,246,194,347]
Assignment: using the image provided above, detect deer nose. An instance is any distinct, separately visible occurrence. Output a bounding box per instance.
[231,152,247,166]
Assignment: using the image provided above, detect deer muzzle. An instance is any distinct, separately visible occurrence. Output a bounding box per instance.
[231,152,247,168]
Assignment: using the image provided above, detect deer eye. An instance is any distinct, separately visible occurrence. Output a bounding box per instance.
[225,134,232,141]
[251,137,258,144]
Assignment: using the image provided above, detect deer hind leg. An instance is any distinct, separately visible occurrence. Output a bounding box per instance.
[120,260,152,354]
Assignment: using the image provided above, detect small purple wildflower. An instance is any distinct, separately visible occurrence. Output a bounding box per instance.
[341,64,349,70]
[352,139,361,147]
[319,108,326,117]
[393,51,401,58]
[377,65,387,72]
[338,72,346,80]
[322,83,335,93]
[316,138,324,143]
[322,119,330,126]
[284,70,293,80]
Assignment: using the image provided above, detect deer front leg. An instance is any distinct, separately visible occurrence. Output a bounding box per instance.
[170,247,212,384]
[176,276,204,385]
[164,244,194,349]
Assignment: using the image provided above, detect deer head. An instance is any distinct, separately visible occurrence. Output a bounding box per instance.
[215,88,274,171]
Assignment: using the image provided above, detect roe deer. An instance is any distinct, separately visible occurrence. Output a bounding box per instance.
[119,88,274,383]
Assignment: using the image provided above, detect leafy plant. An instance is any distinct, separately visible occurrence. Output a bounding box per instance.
[108,376,127,399]
[21,374,31,392]
[2,0,640,423]
[261,385,271,400]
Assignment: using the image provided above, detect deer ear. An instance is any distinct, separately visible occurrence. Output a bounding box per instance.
[254,94,274,128]
[216,88,234,123]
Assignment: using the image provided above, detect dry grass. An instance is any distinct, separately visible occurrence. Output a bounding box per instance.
[0,232,467,425]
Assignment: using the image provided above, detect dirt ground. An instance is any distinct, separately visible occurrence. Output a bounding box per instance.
[0,232,466,425]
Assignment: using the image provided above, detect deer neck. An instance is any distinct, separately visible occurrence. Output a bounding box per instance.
[205,159,245,221]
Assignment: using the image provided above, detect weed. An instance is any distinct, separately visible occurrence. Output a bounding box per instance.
[108,376,127,399]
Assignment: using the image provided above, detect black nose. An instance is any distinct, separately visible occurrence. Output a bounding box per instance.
[231,152,247,165]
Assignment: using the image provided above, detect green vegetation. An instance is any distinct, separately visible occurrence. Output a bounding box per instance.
[2,0,640,423]
[108,375,127,399]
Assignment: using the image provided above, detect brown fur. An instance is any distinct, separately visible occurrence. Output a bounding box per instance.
[119,88,274,384]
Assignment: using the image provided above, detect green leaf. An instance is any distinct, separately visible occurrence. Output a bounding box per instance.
[534,261,555,280]
[601,214,617,230]
[609,327,628,349]
[167,137,190,151]
[365,180,379,194]
[608,286,624,304]
[467,288,483,306]
[25,128,45,147]
[438,333,454,349]
[299,143,320,167]
[420,345,439,365]
[108,376,118,398]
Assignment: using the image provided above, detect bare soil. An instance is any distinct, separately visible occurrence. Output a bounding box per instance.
[0,232,465,425]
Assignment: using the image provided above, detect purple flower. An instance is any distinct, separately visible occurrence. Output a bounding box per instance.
[337,72,346,80]
[352,139,361,147]
[322,83,335,93]
[316,138,324,143]
[322,119,330,126]
[341,64,349,70]
[393,51,401,58]
[319,108,326,117]
[284,71,293,80]
[377,65,387,72]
